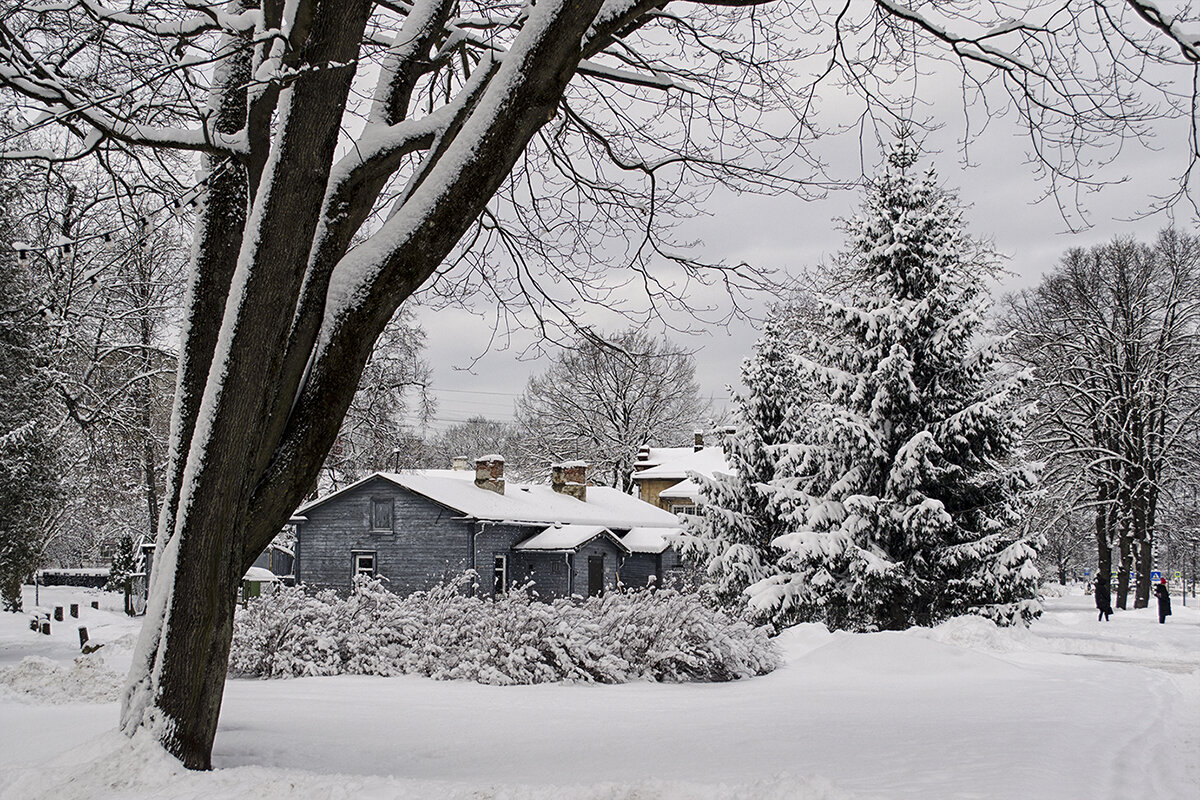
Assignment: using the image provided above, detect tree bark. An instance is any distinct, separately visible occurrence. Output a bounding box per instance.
[120,0,611,769]
[1095,487,1113,612]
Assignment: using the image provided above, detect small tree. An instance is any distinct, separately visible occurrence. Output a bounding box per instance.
[106,534,138,594]
[747,137,1041,631]
[679,318,804,612]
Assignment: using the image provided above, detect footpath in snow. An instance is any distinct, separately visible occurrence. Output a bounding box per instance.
[1,585,1197,799]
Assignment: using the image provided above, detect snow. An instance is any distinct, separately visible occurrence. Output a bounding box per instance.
[298,471,681,530]
[242,567,279,582]
[657,477,701,501]
[621,526,677,554]
[634,445,729,481]
[512,524,625,551]
[2,585,1198,799]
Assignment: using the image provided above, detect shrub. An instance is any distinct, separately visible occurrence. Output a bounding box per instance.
[230,575,778,684]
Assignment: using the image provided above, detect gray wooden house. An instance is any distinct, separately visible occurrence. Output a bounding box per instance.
[291,458,684,599]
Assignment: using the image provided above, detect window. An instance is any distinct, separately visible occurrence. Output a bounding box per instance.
[370,497,393,531]
[493,555,507,595]
[671,503,698,516]
[353,552,376,578]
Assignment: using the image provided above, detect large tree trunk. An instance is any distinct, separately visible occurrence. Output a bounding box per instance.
[1116,480,1134,609]
[119,0,612,769]
[1095,485,1113,612]
[1133,484,1156,608]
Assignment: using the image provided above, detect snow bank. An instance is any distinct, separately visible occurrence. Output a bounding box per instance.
[0,655,122,704]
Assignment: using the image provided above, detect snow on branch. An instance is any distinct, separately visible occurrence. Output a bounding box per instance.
[0,23,248,156]
[1124,0,1200,62]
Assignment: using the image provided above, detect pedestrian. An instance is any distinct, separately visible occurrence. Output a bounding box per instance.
[1155,578,1172,624]
[1096,588,1112,622]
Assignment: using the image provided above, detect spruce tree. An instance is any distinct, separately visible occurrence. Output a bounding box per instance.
[748,136,1041,631]
[107,534,138,594]
[679,319,804,611]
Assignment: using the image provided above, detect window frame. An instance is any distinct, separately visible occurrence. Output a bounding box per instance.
[352,550,377,580]
[369,496,394,533]
[492,554,508,596]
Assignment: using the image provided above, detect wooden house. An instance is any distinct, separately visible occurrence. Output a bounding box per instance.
[632,432,729,514]
[290,458,684,599]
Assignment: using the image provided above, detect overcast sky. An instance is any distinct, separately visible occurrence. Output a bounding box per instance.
[412,56,1190,435]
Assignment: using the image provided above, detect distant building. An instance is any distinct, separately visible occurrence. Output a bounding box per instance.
[290,458,685,599]
[632,431,729,515]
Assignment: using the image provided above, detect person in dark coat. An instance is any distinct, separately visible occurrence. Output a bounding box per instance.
[1096,588,1113,622]
[1155,579,1172,624]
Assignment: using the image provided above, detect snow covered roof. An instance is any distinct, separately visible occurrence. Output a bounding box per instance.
[658,478,702,502]
[244,567,280,582]
[634,446,728,481]
[621,526,680,554]
[295,471,680,530]
[513,524,629,553]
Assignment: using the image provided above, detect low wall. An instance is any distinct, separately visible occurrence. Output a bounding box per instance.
[36,569,110,589]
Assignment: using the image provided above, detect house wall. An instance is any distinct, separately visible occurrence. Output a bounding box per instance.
[474,522,535,598]
[660,547,694,590]
[571,539,624,596]
[620,547,690,591]
[618,552,659,590]
[295,477,471,594]
[509,550,572,598]
[636,478,679,511]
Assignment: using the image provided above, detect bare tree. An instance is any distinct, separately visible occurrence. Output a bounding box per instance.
[515,328,707,491]
[1007,231,1200,611]
[1029,496,1092,587]
[4,0,1200,771]
[423,415,531,478]
[10,158,185,565]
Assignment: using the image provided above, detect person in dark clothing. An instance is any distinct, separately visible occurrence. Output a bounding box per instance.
[1155,579,1172,624]
[1096,589,1113,622]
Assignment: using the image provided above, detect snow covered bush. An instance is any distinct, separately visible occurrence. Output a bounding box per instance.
[230,576,777,684]
[229,586,344,678]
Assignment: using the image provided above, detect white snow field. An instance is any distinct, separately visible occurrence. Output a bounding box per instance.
[1,585,1196,800]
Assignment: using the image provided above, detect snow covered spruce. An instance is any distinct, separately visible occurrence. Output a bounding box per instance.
[230,577,778,684]
[686,136,1042,632]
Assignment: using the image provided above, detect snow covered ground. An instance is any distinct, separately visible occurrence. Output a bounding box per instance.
[1,585,1196,799]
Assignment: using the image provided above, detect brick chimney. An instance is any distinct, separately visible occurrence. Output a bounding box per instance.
[474,455,505,494]
[551,461,587,502]
[634,444,651,471]
[451,455,470,471]
[694,430,704,452]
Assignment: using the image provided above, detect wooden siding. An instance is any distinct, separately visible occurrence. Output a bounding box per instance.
[571,539,624,595]
[296,476,471,594]
[635,477,677,511]
[473,522,535,597]
[294,476,685,601]
[510,550,572,598]
[618,552,660,590]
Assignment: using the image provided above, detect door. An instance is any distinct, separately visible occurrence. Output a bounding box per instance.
[588,555,604,597]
